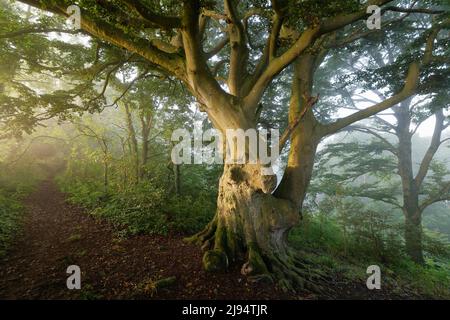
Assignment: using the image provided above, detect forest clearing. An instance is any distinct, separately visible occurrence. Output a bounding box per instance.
[0,0,449,306]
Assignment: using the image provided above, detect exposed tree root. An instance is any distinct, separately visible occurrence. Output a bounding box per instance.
[185,164,331,294]
[186,221,331,294]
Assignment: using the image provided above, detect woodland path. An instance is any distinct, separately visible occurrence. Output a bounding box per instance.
[0,180,294,299]
[0,180,418,299]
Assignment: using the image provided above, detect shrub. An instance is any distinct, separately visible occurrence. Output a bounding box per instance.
[166,192,216,234]
[0,189,23,257]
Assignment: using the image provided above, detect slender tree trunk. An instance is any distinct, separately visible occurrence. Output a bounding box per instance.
[173,163,181,195]
[104,160,108,194]
[139,122,150,179]
[404,210,424,264]
[395,103,425,264]
[119,138,128,190]
[141,132,149,178]
[140,110,152,179]
[124,103,140,183]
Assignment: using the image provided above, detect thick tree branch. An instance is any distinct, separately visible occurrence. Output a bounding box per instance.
[323,62,421,136]
[224,0,249,96]
[18,0,186,80]
[320,0,395,34]
[322,15,447,136]
[181,0,229,107]
[382,6,445,15]
[120,0,181,28]
[244,0,397,113]
[243,26,320,111]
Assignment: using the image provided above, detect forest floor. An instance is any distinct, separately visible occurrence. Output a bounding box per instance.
[0,180,425,300]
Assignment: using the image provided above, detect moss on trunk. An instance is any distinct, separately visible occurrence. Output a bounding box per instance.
[186,164,327,292]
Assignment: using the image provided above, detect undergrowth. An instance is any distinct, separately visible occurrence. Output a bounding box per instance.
[57,177,216,236]
[0,170,39,257]
[289,210,450,298]
[56,164,450,299]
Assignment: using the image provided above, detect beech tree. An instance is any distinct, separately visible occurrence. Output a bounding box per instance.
[3,0,449,290]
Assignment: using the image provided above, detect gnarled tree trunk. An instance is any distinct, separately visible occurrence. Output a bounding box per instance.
[186,54,328,292]
[188,163,324,291]
[185,86,326,290]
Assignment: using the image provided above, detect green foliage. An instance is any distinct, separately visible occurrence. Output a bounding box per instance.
[166,192,216,234]
[424,203,450,241]
[59,176,216,236]
[0,188,23,257]
[290,200,450,298]
[91,180,168,236]
[390,257,450,298]
[286,0,361,27]
[59,178,105,208]
[290,200,405,263]
[0,153,42,257]
[0,0,101,138]
[54,100,218,236]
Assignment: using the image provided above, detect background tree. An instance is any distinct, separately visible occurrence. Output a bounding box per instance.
[310,19,450,263]
[314,97,450,263]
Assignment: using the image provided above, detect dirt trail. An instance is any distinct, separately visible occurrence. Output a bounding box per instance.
[0,180,421,300]
[0,180,293,299]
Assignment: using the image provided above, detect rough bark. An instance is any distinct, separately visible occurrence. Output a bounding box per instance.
[187,163,325,292]
[188,51,424,290]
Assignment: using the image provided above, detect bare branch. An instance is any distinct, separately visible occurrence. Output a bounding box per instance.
[323,62,421,136]
[279,94,319,153]
[205,36,229,59]
[420,181,450,211]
